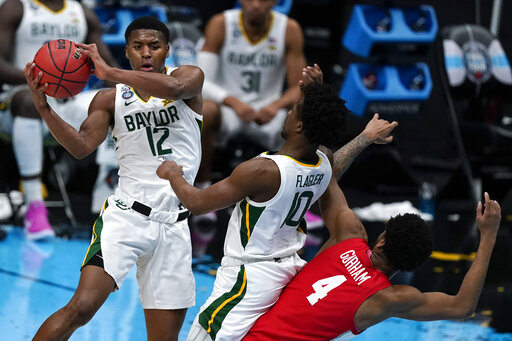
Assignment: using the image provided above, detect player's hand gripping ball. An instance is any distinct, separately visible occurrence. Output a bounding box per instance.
[33,39,91,98]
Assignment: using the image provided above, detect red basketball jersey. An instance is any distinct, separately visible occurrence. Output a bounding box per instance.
[244,238,391,341]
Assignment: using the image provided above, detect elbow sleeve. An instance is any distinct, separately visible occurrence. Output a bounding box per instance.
[203,79,228,104]
[198,51,228,103]
[197,51,219,81]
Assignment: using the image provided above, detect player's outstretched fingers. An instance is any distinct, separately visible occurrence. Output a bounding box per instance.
[24,63,47,93]
[303,64,323,83]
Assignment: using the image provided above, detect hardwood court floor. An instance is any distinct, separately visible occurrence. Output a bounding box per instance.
[1,225,511,341]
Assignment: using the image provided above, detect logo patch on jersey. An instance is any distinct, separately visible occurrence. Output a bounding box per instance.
[233,26,241,38]
[161,99,174,107]
[122,90,134,99]
[113,199,129,210]
[124,100,137,106]
[268,45,277,51]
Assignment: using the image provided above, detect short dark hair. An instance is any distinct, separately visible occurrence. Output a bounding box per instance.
[383,213,433,272]
[125,16,170,44]
[299,83,348,149]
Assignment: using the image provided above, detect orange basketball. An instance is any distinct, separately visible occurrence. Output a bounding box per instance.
[33,39,91,98]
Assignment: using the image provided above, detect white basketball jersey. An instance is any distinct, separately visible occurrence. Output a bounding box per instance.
[223,151,332,261]
[13,0,88,70]
[218,9,287,109]
[111,67,203,211]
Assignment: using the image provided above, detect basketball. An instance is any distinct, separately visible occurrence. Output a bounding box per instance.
[33,39,91,98]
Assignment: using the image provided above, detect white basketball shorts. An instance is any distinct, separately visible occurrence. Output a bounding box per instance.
[187,253,305,341]
[218,105,287,151]
[82,193,195,310]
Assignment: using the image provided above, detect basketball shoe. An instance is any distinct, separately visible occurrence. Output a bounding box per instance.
[24,200,55,241]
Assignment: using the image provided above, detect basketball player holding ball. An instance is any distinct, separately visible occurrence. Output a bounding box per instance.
[0,0,116,240]
[25,16,204,340]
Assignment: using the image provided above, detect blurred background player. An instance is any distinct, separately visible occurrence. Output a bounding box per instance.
[0,0,116,240]
[192,0,309,256]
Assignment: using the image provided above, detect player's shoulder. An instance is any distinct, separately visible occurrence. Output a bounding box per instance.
[1,0,22,9]
[98,87,116,96]
[203,12,226,49]
[247,155,280,169]
[91,88,116,105]
[80,1,98,20]
[206,12,226,31]
[234,156,280,179]
[85,88,115,120]
[285,16,302,32]
[233,156,281,194]
[171,64,204,77]
[0,0,23,21]
[284,17,303,45]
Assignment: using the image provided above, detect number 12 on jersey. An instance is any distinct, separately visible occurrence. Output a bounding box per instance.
[307,275,347,306]
[145,126,172,156]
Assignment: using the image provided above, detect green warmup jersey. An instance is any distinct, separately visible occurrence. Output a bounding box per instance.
[223,151,332,261]
[218,9,287,109]
[111,67,203,211]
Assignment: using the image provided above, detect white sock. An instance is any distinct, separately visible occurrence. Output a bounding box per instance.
[23,178,43,203]
[12,117,44,203]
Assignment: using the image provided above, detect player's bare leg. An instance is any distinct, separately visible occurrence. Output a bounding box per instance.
[144,308,187,341]
[33,266,116,340]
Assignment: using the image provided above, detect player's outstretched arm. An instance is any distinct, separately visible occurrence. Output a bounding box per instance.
[24,62,113,159]
[354,193,501,331]
[391,193,501,321]
[317,176,367,254]
[157,157,280,215]
[76,43,204,101]
[332,113,398,178]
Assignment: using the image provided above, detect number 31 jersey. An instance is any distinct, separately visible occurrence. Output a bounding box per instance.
[111,67,203,211]
[245,238,392,340]
[219,9,287,109]
[223,151,331,261]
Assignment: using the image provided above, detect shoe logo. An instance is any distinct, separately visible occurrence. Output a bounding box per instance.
[125,100,137,106]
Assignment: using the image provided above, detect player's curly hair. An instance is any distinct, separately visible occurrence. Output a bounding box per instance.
[298,83,349,149]
[125,16,170,44]
[383,213,433,272]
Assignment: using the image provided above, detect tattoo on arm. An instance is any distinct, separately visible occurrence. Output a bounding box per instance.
[333,133,372,178]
